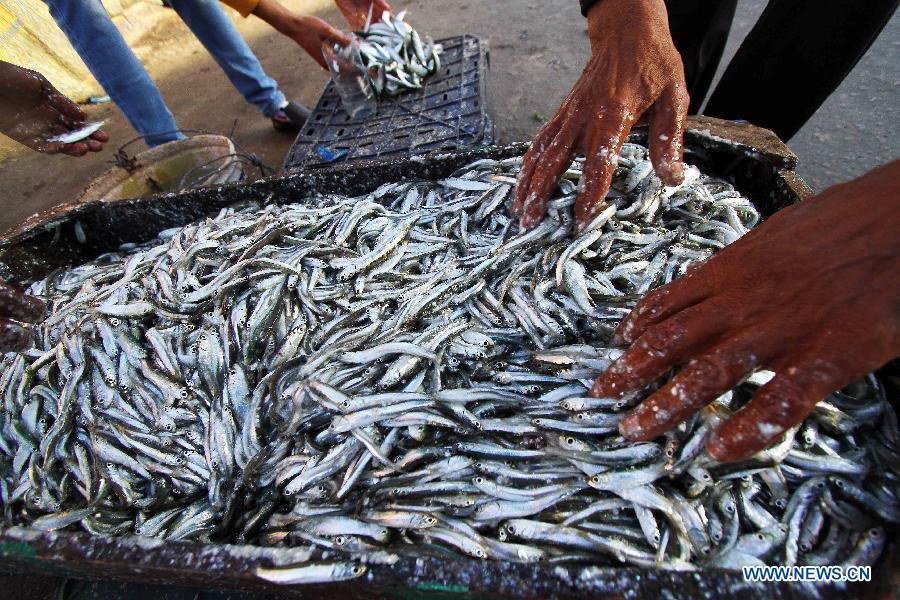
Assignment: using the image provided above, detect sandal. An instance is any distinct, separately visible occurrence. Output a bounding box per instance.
[272,101,311,132]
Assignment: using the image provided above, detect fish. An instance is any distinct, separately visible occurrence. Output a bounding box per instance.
[0,142,894,580]
[46,121,105,144]
[355,11,440,96]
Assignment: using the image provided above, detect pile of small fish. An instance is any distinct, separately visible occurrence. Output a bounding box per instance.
[0,143,896,584]
[356,10,441,96]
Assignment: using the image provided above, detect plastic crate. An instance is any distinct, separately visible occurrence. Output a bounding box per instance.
[283,35,492,171]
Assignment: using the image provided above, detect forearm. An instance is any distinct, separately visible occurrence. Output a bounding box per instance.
[244,0,308,38]
[220,0,261,18]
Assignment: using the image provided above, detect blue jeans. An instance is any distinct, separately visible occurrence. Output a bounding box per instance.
[44,0,286,146]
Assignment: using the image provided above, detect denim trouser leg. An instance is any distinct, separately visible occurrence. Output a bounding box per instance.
[167,0,286,117]
[43,0,184,146]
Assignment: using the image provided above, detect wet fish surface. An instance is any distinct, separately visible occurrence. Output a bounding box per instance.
[356,10,441,96]
[45,121,105,144]
[0,143,896,581]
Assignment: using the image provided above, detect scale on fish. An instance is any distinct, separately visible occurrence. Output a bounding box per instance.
[1,143,895,582]
[45,121,105,144]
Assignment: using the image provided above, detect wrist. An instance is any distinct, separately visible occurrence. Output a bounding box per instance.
[586,0,669,38]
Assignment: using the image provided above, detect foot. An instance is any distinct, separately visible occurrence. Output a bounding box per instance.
[272,101,311,132]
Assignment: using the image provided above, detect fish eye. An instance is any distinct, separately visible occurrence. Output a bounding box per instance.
[134,526,143,535]
[334,536,345,545]
[163,439,172,446]
[870,529,882,538]
[576,414,584,420]
[352,566,364,575]
[474,477,483,484]
[106,462,113,469]
[756,533,765,541]
[590,475,600,483]
[566,437,576,445]
[507,524,515,533]
[110,318,120,327]
[475,550,485,558]
[712,531,722,542]
[180,389,189,399]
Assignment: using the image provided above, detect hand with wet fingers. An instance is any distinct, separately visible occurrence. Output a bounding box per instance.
[590,159,900,461]
[0,280,46,352]
[513,0,688,233]
[0,61,108,156]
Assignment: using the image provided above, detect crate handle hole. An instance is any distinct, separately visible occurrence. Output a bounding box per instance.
[443,93,449,101]
[337,128,346,136]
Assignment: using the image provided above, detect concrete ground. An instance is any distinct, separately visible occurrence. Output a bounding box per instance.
[0,0,896,233]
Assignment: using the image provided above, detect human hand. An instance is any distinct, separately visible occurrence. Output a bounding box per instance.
[0,61,108,156]
[252,1,353,69]
[590,160,900,461]
[290,16,353,70]
[335,0,392,30]
[513,0,688,232]
[0,280,46,352]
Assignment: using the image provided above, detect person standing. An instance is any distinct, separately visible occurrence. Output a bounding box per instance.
[42,0,345,146]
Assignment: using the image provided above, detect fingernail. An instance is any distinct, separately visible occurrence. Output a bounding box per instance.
[610,332,625,347]
[660,160,683,186]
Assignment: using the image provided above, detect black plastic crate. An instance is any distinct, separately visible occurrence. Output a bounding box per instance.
[283,35,492,171]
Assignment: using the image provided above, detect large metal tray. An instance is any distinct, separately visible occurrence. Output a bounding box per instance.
[0,117,894,599]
